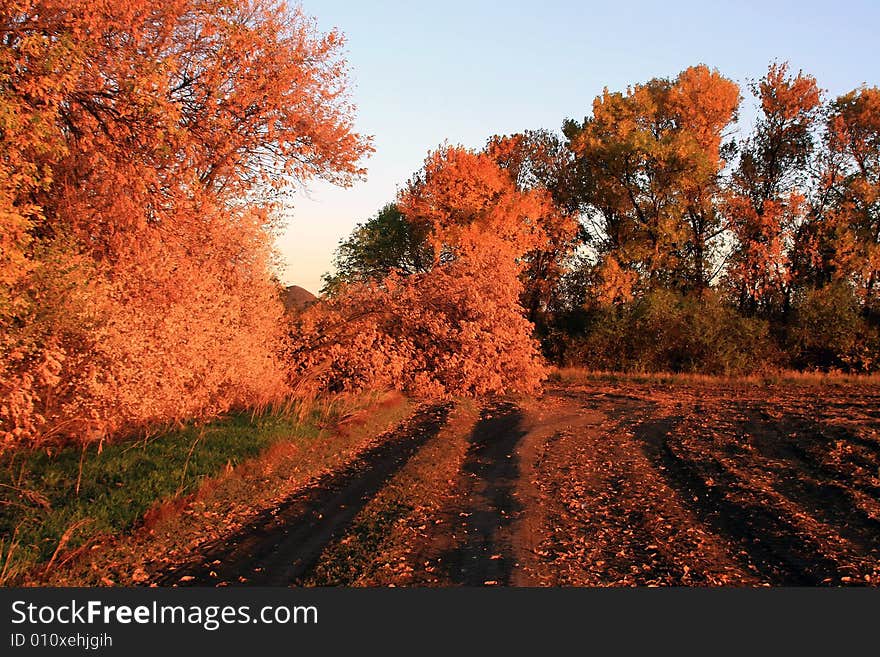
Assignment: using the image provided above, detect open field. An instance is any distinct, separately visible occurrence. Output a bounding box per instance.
[17,376,879,587]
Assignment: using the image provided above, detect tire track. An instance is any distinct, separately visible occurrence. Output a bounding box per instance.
[636,417,858,585]
[417,400,527,586]
[155,402,452,586]
[517,390,758,586]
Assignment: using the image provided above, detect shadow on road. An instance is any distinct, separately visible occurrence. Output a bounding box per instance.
[436,401,527,586]
[155,402,452,586]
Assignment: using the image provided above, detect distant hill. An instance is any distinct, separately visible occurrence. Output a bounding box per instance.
[281,285,318,314]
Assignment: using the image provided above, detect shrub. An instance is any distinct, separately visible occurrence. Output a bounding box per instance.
[787,283,879,371]
[563,289,780,374]
[288,247,548,398]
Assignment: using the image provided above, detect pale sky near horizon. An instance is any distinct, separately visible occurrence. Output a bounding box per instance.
[276,0,879,295]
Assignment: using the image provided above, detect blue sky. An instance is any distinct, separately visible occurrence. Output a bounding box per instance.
[277,0,879,293]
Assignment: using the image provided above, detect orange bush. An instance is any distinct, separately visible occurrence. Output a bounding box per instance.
[289,147,550,397]
[289,252,547,398]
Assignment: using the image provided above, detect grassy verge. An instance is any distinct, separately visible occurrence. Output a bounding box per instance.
[551,367,880,387]
[0,406,330,585]
[17,391,415,586]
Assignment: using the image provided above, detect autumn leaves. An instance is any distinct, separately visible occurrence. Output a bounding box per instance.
[570,63,879,316]
[0,1,369,448]
[288,146,567,398]
[560,64,879,372]
[569,65,740,298]
[1,0,878,450]
[316,62,880,382]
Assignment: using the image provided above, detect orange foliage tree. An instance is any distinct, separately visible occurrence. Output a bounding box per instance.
[565,65,740,297]
[725,63,822,314]
[288,146,551,397]
[485,131,579,321]
[0,0,370,448]
[814,86,880,309]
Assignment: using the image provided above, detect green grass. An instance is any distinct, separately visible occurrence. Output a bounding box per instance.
[0,409,325,583]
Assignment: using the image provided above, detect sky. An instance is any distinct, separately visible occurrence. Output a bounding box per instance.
[277,0,880,294]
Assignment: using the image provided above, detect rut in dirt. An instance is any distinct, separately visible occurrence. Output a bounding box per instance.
[636,417,865,585]
[430,400,527,586]
[155,402,452,586]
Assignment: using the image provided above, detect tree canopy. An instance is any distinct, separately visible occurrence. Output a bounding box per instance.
[322,62,880,376]
[0,0,370,448]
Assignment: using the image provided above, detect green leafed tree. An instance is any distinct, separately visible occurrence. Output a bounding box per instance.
[320,203,432,295]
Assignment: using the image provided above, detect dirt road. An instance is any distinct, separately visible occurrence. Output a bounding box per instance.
[155,381,880,587]
[157,402,452,586]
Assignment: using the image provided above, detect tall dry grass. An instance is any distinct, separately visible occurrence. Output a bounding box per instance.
[550,367,880,387]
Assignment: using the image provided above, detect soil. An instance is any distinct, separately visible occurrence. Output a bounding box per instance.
[512,383,880,586]
[154,402,452,586]
[51,380,880,587]
[405,401,527,586]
